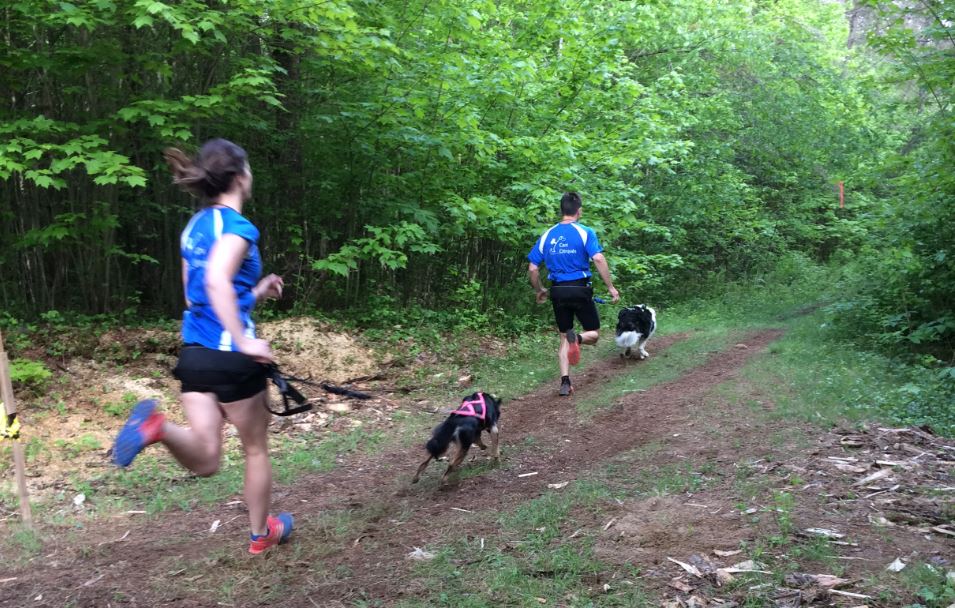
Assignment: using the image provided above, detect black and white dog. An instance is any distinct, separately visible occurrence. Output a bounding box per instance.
[614,305,657,360]
[412,391,502,485]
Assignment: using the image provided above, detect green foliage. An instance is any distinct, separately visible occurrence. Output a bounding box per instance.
[824,1,955,360]
[0,0,907,322]
[9,358,52,389]
[899,563,955,608]
[743,294,955,436]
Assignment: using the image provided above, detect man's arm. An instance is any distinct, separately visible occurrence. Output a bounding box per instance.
[528,262,549,304]
[591,253,620,303]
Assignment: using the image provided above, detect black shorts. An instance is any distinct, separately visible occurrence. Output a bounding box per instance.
[173,344,269,403]
[550,279,600,332]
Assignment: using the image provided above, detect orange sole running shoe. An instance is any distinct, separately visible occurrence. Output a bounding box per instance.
[249,512,294,554]
[566,329,580,366]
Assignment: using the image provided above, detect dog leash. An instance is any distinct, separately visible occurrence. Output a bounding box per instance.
[266,365,373,417]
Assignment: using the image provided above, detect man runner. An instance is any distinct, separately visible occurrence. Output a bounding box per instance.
[528,192,620,396]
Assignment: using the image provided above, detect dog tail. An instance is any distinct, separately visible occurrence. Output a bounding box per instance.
[426,420,458,459]
[615,331,642,348]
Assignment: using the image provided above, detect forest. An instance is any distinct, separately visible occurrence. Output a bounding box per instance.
[2,2,955,606]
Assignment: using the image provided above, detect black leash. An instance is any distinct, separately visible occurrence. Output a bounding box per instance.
[266,365,372,417]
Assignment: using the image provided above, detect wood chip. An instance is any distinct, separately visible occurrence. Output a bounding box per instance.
[932,526,955,537]
[450,507,473,513]
[853,469,892,486]
[517,471,539,478]
[876,459,911,468]
[886,558,907,572]
[714,549,743,557]
[715,569,735,586]
[407,547,435,561]
[667,557,703,578]
[723,560,769,574]
[864,484,900,498]
[668,578,694,593]
[804,528,845,539]
[97,530,131,546]
[813,574,849,588]
[868,515,895,527]
[829,589,872,600]
[0,578,17,584]
[547,481,570,489]
[833,462,868,473]
[603,518,617,531]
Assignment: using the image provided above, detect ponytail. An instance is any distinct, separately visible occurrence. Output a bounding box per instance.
[163,139,248,201]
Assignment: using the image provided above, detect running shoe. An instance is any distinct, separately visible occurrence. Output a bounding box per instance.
[249,512,294,554]
[112,399,165,467]
[566,329,581,366]
[559,377,574,397]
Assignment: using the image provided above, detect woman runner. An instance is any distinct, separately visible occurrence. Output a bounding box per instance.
[112,138,293,554]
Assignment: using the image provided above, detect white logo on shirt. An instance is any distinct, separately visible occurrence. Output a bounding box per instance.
[549,235,577,255]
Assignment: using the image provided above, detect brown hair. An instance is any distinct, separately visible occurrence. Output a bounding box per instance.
[163,138,248,200]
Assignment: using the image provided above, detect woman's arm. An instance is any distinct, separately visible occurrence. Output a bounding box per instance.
[205,234,272,361]
[182,258,191,308]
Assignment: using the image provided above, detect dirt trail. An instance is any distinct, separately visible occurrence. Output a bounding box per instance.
[3,330,784,607]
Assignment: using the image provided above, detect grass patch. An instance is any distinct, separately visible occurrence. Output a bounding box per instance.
[895,562,955,608]
[738,311,955,433]
[4,526,43,562]
[398,481,650,607]
[575,328,734,416]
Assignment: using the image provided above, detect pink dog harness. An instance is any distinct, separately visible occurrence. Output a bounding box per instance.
[453,393,488,420]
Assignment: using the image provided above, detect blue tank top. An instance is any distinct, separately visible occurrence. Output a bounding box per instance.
[180,206,262,351]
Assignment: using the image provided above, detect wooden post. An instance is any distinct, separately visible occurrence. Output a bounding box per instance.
[0,328,33,528]
[838,180,845,209]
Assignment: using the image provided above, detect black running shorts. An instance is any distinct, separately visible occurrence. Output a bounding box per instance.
[550,279,600,332]
[173,344,269,403]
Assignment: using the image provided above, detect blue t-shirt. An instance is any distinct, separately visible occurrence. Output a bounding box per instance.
[180,206,262,351]
[527,222,603,282]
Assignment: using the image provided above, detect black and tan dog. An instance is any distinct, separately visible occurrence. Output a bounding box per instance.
[412,391,502,484]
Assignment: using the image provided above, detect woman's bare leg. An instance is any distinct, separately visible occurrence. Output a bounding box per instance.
[221,389,272,536]
[161,391,224,477]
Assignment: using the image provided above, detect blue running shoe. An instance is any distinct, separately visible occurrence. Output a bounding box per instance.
[112,399,165,467]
